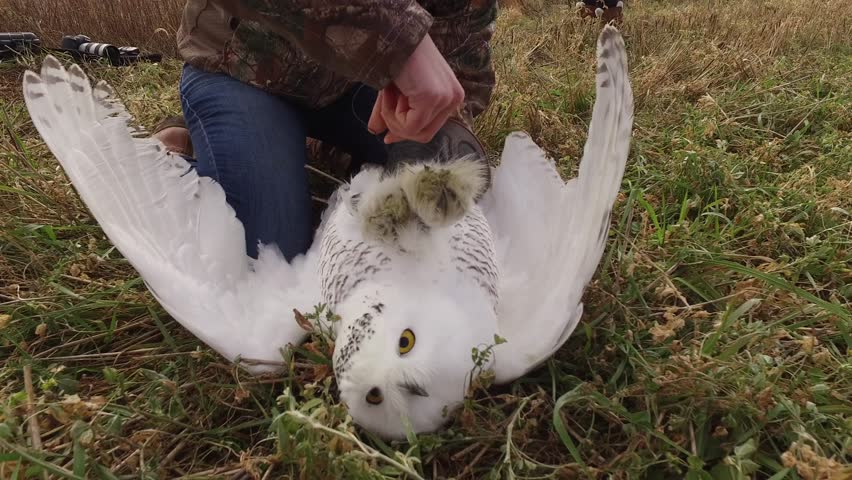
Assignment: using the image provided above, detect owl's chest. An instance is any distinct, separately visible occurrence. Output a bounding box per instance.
[317,205,498,309]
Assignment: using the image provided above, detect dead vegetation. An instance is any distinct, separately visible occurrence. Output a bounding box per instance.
[1,0,184,57]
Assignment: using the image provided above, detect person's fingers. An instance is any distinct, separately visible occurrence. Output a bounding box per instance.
[377,75,466,143]
[419,106,455,141]
[381,85,403,132]
[391,86,461,143]
[395,93,410,118]
[384,103,451,144]
[384,131,403,144]
[400,80,464,142]
[395,106,438,142]
[367,90,387,134]
[384,32,469,141]
[384,89,446,142]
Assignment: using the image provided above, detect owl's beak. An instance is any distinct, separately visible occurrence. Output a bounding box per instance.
[400,381,429,397]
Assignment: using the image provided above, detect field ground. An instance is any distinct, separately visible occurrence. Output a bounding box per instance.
[1,0,851,478]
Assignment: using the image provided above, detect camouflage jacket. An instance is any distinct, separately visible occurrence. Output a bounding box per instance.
[176,0,497,123]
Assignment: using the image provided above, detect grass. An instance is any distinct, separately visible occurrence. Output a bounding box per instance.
[0,0,184,57]
[1,0,851,478]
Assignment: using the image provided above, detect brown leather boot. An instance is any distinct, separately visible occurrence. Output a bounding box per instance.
[152,116,193,157]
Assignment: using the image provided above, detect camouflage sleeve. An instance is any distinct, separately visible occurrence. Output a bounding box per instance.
[432,0,498,122]
[215,0,434,90]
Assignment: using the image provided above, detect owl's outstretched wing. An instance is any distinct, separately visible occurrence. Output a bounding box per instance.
[481,25,634,382]
[23,57,320,373]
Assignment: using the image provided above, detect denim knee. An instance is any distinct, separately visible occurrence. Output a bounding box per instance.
[178,64,314,260]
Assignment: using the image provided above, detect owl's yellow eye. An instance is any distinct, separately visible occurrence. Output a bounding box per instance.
[399,329,415,355]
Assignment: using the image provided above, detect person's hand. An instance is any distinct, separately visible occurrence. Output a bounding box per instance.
[368,34,464,144]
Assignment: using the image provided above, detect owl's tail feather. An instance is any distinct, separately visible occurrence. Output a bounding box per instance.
[482,25,633,382]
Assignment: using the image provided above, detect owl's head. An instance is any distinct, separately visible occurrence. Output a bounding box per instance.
[331,281,498,439]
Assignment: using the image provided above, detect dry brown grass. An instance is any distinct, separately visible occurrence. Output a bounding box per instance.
[1,0,184,57]
[476,0,852,160]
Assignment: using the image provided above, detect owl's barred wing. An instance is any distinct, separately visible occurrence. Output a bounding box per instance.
[481,25,633,382]
[23,57,320,374]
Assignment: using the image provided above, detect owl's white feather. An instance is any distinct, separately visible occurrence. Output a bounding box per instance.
[481,25,634,382]
[22,24,633,440]
[23,57,320,373]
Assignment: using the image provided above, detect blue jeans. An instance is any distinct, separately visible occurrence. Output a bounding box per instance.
[179,63,387,260]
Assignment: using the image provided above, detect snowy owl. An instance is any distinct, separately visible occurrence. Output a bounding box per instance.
[23,26,633,439]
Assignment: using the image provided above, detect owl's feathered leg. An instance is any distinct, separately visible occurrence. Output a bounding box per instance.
[381,118,490,228]
[349,166,416,243]
[356,118,490,242]
[398,156,489,228]
[354,156,487,244]
[361,187,414,243]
